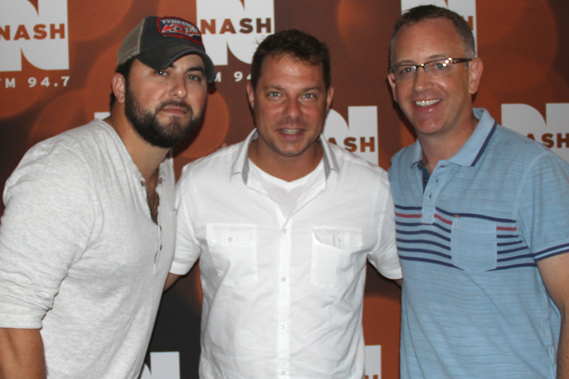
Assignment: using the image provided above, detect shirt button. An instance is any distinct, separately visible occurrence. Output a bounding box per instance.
[140,180,145,187]
[158,177,163,185]
[160,245,163,251]
[280,324,286,330]
[337,238,342,243]
[282,228,287,234]
[281,277,287,282]
[281,371,286,375]
[228,237,233,242]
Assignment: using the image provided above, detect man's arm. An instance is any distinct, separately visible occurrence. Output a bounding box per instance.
[163,273,181,291]
[537,253,569,379]
[0,328,46,379]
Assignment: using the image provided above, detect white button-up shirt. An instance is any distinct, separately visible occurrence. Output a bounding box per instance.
[172,131,402,379]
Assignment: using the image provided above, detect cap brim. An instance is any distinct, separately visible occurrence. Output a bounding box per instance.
[137,44,216,83]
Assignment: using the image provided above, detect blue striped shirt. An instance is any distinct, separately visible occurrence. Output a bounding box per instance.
[389,108,569,379]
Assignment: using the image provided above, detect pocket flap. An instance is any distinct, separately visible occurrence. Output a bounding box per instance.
[313,228,363,249]
[206,224,256,246]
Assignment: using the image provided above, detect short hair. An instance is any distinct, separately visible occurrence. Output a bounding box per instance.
[250,29,331,91]
[109,58,135,110]
[390,5,476,64]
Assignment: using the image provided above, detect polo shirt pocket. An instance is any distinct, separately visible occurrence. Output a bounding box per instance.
[451,218,497,272]
[206,224,257,287]
[311,227,363,289]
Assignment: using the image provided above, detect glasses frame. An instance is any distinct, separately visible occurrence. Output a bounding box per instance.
[388,57,472,80]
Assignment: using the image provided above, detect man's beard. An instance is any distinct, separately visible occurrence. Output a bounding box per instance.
[124,84,203,148]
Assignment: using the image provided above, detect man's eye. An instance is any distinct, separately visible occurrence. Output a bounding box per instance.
[156,70,168,76]
[187,74,203,81]
[268,92,280,97]
[398,66,415,76]
[431,61,449,70]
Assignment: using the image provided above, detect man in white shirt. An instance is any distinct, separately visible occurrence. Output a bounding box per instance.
[0,16,214,379]
[166,29,402,378]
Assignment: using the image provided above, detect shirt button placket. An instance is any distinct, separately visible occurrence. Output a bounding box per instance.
[277,222,291,378]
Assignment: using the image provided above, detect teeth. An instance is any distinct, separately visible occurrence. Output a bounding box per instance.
[415,99,440,107]
[282,129,301,135]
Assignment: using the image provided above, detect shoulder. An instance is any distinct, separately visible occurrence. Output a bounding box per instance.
[492,124,550,157]
[389,143,417,178]
[178,140,244,185]
[21,120,114,165]
[325,140,390,186]
[391,143,416,164]
[5,120,118,194]
[487,124,568,173]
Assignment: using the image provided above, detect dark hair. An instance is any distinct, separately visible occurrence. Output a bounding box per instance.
[250,29,331,90]
[390,5,475,63]
[109,58,135,110]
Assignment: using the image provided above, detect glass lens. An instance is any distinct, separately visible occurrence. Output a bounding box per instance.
[425,59,451,74]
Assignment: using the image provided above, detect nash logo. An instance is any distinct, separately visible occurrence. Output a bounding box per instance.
[140,352,180,379]
[324,107,379,165]
[0,0,69,71]
[502,103,569,163]
[197,0,274,65]
[365,345,382,379]
[400,0,477,52]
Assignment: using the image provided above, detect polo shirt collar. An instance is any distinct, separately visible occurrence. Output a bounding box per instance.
[230,129,339,184]
[411,107,497,168]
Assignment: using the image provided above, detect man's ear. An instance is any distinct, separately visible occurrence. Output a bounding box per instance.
[468,57,484,95]
[112,73,127,104]
[326,85,334,111]
[388,74,398,102]
[246,82,255,109]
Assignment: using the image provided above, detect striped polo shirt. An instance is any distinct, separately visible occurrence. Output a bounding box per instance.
[389,108,569,379]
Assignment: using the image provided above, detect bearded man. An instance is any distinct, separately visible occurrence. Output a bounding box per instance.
[0,15,214,379]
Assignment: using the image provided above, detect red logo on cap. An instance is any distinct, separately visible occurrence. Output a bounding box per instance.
[157,17,203,45]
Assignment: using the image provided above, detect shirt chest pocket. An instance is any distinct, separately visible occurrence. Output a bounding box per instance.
[451,218,497,272]
[206,224,257,287]
[311,228,364,290]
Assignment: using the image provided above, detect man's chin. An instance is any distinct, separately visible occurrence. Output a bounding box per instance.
[157,113,191,126]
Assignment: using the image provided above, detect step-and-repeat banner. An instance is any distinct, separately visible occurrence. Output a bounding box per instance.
[1,0,568,378]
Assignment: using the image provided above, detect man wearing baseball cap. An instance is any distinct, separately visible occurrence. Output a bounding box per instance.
[0,16,214,379]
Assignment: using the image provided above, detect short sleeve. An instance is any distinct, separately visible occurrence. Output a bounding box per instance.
[368,173,402,280]
[0,141,96,328]
[518,151,569,261]
[170,166,202,275]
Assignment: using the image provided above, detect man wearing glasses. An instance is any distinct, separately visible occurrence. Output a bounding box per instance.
[387,5,569,379]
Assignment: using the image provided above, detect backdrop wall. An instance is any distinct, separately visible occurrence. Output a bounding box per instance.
[1,1,568,378]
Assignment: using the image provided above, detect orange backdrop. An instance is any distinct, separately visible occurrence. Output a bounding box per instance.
[1,1,568,378]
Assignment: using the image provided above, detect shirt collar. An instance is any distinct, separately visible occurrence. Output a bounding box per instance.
[230,129,339,184]
[411,108,497,168]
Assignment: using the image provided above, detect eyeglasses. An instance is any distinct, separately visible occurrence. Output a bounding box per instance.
[388,57,472,81]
